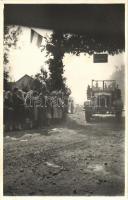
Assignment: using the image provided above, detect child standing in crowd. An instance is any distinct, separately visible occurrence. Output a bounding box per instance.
[51,91,58,123]
[38,90,47,127]
[57,91,63,121]
[4,91,13,131]
[46,93,53,126]
[32,91,40,128]
[62,95,69,120]
[24,90,33,129]
[12,88,25,130]
[71,99,74,114]
[17,90,26,129]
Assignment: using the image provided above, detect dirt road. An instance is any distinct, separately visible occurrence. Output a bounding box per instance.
[4,109,125,196]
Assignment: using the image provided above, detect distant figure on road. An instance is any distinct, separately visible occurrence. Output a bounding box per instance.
[71,99,74,114]
[68,99,71,113]
[68,97,74,114]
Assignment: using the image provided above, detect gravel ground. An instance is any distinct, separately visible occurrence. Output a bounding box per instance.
[4,109,125,196]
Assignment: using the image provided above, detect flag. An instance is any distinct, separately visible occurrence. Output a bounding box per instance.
[30,28,42,48]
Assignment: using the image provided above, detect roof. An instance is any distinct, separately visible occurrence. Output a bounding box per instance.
[4,4,124,36]
[15,74,34,83]
[4,4,125,53]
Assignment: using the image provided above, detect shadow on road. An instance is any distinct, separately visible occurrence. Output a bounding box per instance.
[4,112,125,139]
[60,114,125,129]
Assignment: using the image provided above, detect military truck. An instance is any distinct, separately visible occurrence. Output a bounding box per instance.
[84,80,123,122]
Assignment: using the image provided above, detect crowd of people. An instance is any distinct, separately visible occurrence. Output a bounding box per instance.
[4,87,69,131]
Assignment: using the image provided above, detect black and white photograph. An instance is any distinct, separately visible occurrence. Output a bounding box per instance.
[2,2,127,197]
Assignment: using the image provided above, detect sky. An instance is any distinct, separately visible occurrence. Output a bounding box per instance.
[8,26,125,105]
[63,52,124,104]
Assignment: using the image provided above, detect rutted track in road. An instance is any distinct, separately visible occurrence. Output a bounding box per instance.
[4,111,125,196]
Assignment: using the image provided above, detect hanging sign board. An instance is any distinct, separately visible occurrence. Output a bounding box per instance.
[93,53,108,63]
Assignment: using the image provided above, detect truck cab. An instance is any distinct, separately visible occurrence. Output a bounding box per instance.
[84,80,123,122]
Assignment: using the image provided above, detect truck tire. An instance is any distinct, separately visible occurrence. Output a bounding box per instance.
[115,111,122,121]
[85,111,91,122]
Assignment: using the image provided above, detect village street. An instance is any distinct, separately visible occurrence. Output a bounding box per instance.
[4,108,125,196]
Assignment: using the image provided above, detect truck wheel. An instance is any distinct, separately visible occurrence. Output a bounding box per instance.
[115,111,122,120]
[85,111,91,122]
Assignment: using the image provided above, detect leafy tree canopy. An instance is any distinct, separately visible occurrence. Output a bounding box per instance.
[4,26,21,90]
[32,67,51,93]
[46,32,124,57]
[5,4,124,55]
